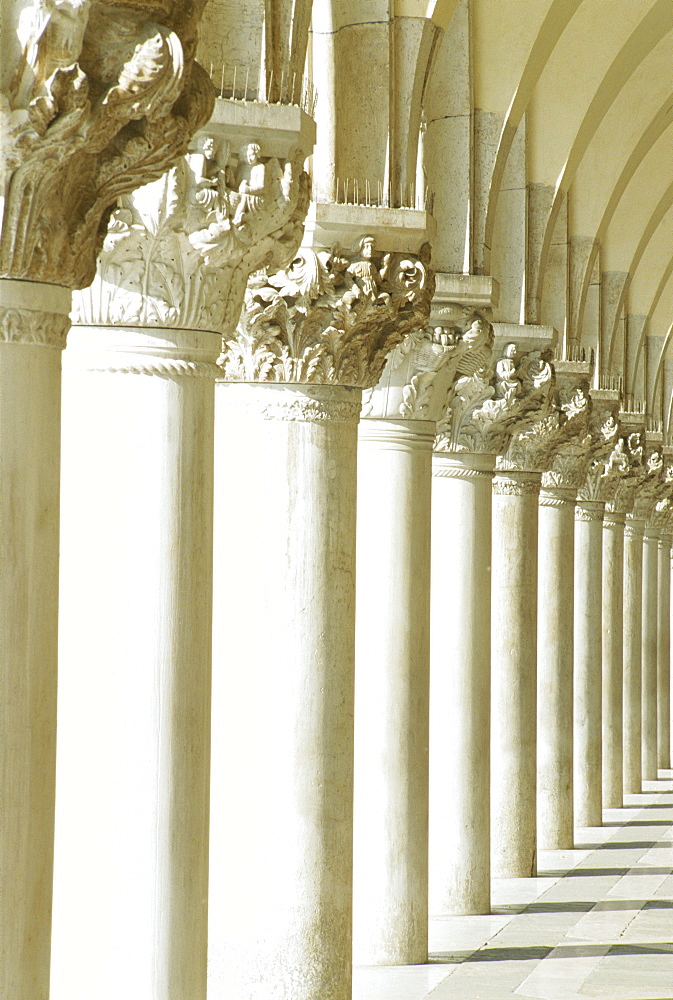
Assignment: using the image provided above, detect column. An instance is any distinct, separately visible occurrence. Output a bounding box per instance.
[52,104,313,996]
[623,516,645,793]
[658,533,671,769]
[209,382,361,1000]
[574,500,605,826]
[429,451,494,915]
[1,6,211,995]
[642,524,660,779]
[0,280,71,999]
[52,327,220,998]
[208,231,433,999]
[353,312,494,954]
[353,419,433,964]
[491,470,541,877]
[537,487,576,849]
[602,511,625,807]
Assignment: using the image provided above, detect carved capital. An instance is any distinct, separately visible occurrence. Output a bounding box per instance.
[363,311,493,420]
[492,470,541,497]
[219,237,434,388]
[2,0,215,288]
[73,117,310,334]
[631,450,665,520]
[436,342,555,456]
[575,501,605,522]
[498,365,591,475]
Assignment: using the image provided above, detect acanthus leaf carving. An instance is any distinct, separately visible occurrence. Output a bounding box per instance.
[73,130,310,334]
[364,312,494,421]
[220,237,434,388]
[435,343,556,458]
[2,0,215,288]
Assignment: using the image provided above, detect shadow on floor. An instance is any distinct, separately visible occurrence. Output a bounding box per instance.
[541,867,672,877]
[492,898,673,914]
[429,942,673,964]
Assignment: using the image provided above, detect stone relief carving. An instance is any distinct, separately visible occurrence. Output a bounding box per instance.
[435,343,556,457]
[363,312,493,420]
[73,131,309,334]
[0,305,69,347]
[576,410,623,503]
[630,449,665,521]
[219,238,434,388]
[604,432,649,514]
[1,0,214,287]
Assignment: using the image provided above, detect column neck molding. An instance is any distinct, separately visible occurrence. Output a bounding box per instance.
[575,500,605,522]
[215,382,363,424]
[539,486,577,508]
[64,326,222,379]
[432,451,495,480]
[492,470,541,497]
[624,516,646,539]
[659,534,672,550]
[603,511,626,529]
[0,279,71,349]
[358,418,435,452]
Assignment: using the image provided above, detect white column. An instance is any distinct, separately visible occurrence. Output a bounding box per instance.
[537,487,575,849]
[658,534,672,769]
[209,382,361,1000]
[429,452,493,916]
[0,279,71,1000]
[623,516,645,794]
[353,418,434,965]
[52,326,219,998]
[602,511,625,808]
[491,470,540,877]
[642,525,660,780]
[574,500,604,827]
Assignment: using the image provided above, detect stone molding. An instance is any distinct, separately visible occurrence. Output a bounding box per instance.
[220,235,434,388]
[73,106,311,336]
[575,501,605,523]
[0,277,72,348]
[492,471,541,497]
[2,0,214,288]
[624,517,646,539]
[215,382,363,424]
[64,325,221,377]
[357,418,435,452]
[603,510,626,529]
[539,487,577,508]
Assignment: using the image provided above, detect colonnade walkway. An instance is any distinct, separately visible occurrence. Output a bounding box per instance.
[355,771,673,1000]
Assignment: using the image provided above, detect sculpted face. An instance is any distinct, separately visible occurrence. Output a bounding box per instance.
[360,237,375,260]
[245,143,261,164]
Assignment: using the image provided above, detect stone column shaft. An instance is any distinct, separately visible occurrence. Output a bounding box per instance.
[537,487,576,850]
[491,470,540,877]
[624,517,645,794]
[0,279,71,1000]
[602,512,625,807]
[574,501,604,827]
[429,452,493,916]
[353,419,433,965]
[208,382,360,1000]
[642,526,660,780]
[52,327,219,998]
[658,536,672,769]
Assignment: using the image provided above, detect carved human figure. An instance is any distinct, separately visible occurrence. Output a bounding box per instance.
[189,134,219,211]
[232,142,266,228]
[12,0,91,105]
[347,236,392,303]
[495,343,518,399]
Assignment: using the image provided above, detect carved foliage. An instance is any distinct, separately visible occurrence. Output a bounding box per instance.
[605,433,649,514]
[220,238,434,388]
[364,312,494,420]
[576,411,623,503]
[436,344,555,457]
[73,135,309,333]
[1,0,214,288]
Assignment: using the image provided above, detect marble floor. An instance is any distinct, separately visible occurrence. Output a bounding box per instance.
[354,771,673,1000]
